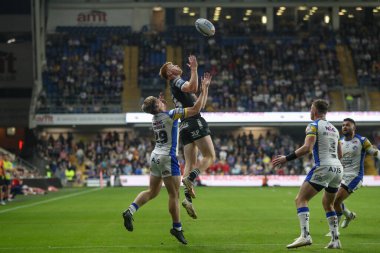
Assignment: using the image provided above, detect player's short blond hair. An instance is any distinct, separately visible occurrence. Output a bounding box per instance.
[159,62,172,80]
[141,96,159,114]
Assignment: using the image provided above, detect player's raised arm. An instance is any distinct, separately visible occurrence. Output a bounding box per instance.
[185,72,212,118]
[201,73,210,109]
[181,55,198,93]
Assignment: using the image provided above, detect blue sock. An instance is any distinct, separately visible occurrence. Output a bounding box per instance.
[173,222,182,231]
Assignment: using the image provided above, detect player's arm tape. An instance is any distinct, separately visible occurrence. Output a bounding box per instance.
[286,152,297,161]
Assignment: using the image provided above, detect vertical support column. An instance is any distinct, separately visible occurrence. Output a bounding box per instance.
[40,0,46,65]
[294,7,298,26]
[200,6,207,18]
[332,6,340,30]
[32,0,42,83]
[266,6,274,31]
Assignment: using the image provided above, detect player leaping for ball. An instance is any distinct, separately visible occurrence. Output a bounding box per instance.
[325,118,380,236]
[272,99,343,249]
[122,73,212,245]
[159,55,216,219]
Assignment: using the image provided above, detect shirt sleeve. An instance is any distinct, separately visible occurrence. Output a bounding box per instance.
[173,78,187,89]
[362,138,379,156]
[362,138,371,150]
[168,108,187,120]
[305,123,317,136]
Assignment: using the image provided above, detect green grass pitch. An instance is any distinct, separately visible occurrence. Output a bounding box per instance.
[0,186,379,253]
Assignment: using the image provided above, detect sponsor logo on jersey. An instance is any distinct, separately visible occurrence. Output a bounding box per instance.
[325,126,336,132]
[328,167,342,173]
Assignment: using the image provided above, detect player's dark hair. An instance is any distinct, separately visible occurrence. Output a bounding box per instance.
[343,118,356,127]
[312,99,329,114]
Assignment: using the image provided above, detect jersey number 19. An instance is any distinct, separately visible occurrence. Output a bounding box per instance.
[155,130,168,144]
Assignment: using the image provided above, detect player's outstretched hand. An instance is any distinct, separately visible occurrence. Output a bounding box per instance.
[272,155,286,168]
[187,55,198,69]
[201,72,212,91]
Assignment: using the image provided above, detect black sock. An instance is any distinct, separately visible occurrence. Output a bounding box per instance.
[184,188,192,203]
[188,168,200,182]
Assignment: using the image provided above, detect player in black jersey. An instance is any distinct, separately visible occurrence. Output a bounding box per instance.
[160,55,216,219]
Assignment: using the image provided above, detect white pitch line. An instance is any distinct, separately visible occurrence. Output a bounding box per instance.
[1,242,380,250]
[0,188,101,214]
[0,243,312,250]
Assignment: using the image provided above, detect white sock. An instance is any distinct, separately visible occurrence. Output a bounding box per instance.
[326,211,339,241]
[297,207,310,238]
[342,203,352,218]
[337,212,343,225]
[128,202,139,215]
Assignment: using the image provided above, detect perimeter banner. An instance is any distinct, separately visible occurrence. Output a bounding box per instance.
[118,175,380,187]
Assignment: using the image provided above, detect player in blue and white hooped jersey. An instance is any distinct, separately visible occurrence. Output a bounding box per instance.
[332,118,380,230]
[272,99,343,249]
[122,73,212,245]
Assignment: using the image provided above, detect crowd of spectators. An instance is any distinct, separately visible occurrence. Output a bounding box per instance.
[37,30,126,113]
[177,23,339,112]
[36,131,154,184]
[36,130,314,185]
[37,128,380,181]
[37,25,338,114]
[339,23,380,88]
[132,22,341,112]
[209,130,312,176]
[37,21,380,114]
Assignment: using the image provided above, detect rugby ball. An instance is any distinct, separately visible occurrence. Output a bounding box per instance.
[195,18,215,36]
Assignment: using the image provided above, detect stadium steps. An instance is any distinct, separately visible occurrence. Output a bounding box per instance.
[364,155,378,175]
[123,46,141,112]
[328,90,345,111]
[368,91,380,111]
[336,45,357,87]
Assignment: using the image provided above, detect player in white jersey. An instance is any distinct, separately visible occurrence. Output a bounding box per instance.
[330,118,380,232]
[272,99,343,249]
[122,73,212,245]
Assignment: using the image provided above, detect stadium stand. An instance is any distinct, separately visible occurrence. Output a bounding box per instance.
[37,27,130,113]
[36,21,380,114]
